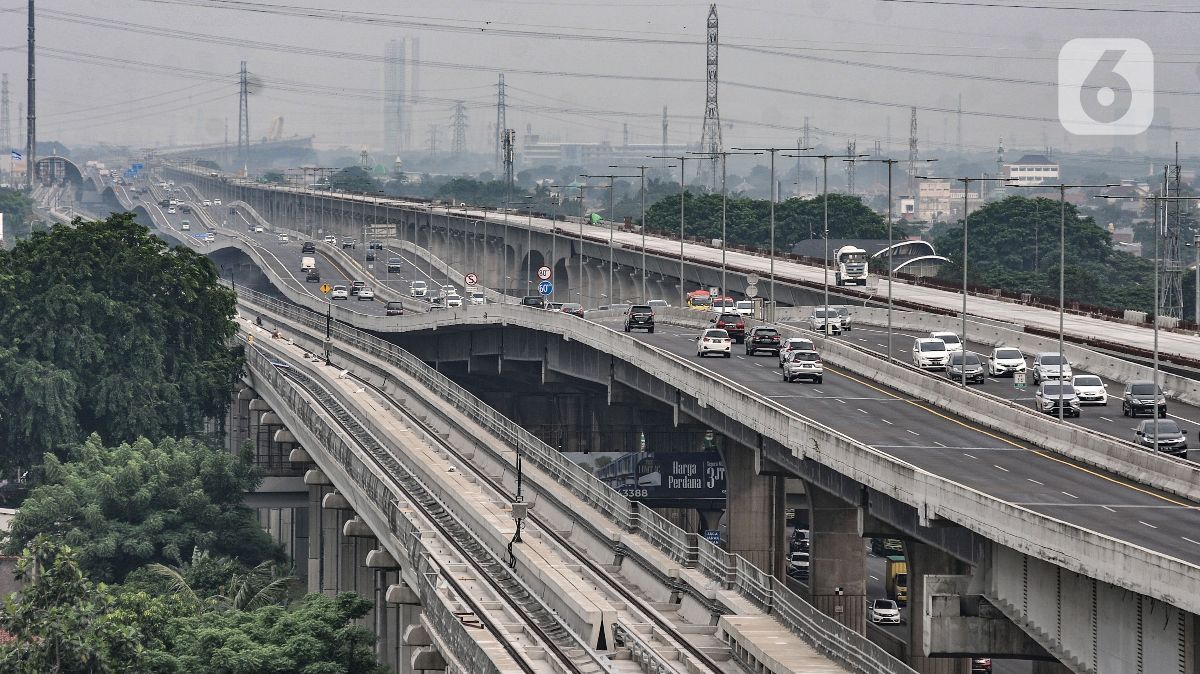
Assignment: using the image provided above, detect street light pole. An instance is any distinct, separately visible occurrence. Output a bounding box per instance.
[690,150,760,303]
[581,173,638,306]
[610,164,650,302]
[650,155,689,307]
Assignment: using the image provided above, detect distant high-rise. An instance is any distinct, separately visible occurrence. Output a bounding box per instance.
[383,39,409,155]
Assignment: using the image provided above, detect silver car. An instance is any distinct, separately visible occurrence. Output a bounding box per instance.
[782,350,823,383]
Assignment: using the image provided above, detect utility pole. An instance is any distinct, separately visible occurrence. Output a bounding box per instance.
[661,106,668,173]
[502,128,515,189]
[696,4,722,189]
[955,94,963,155]
[907,106,918,213]
[450,101,467,158]
[0,74,10,177]
[237,60,249,171]
[25,0,35,190]
[844,140,857,195]
[650,154,689,307]
[495,74,506,171]
[427,123,438,158]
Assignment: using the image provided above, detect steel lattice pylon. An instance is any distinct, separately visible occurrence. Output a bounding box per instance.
[697,4,722,189]
[237,61,249,169]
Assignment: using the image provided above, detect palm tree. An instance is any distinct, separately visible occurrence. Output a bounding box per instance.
[147,548,293,612]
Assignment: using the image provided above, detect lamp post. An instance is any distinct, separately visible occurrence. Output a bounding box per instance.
[734,146,812,316]
[581,173,639,306]
[916,174,1014,386]
[853,157,937,362]
[650,155,689,307]
[784,152,869,335]
[546,185,579,304]
[1013,181,1118,421]
[1096,173,1187,452]
[610,164,650,302]
[690,150,761,302]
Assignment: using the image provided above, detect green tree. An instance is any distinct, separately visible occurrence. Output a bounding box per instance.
[330,166,377,193]
[0,213,243,468]
[0,187,35,240]
[261,171,286,185]
[5,435,281,583]
[194,160,221,172]
[163,593,387,674]
[0,536,147,673]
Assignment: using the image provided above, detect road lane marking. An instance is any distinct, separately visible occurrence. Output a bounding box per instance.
[1027,479,1044,485]
[827,365,1198,509]
[1139,521,1158,529]
[881,419,893,425]
[963,453,978,460]
[994,464,1009,472]
[858,408,869,414]
[906,429,920,436]
[870,575,880,581]
[1062,492,1079,499]
[933,441,946,447]
[1183,537,1200,546]
[1101,506,1116,512]
[1100,417,1114,423]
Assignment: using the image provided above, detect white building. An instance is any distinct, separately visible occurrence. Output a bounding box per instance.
[1004,154,1060,186]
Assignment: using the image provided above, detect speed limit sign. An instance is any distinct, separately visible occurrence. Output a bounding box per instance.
[537,266,552,280]
[465,273,479,286]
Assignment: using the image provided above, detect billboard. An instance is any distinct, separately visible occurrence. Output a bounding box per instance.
[567,451,726,502]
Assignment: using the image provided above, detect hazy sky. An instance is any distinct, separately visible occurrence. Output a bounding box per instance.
[1,0,1197,161]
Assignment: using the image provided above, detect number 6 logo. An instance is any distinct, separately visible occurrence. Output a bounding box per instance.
[1058,38,1153,136]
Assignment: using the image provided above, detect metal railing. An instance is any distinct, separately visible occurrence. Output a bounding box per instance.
[238,287,917,674]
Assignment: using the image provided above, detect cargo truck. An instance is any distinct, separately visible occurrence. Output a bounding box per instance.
[835,245,869,286]
[885,556,908,604]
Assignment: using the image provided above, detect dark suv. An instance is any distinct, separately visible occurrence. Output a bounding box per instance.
[301,241,316,254]
[746,326,782,356]
[521,295,546,309]
[624,305,655,333]
[1123,380,1167,418]
[712,313,745,343]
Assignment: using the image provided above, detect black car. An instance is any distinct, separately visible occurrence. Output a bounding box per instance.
[1135,419,1188,455]
[1123,380,1167,418]
[305,270,320,283]
[369,240,384,250]
[301,241,316,254]
[365,250,375,262]
[945,352,986,385]
[624,305,655,333]
[385,301,405,316]
[746,326,782,356]
[350,280,365,296]
[521,295,546,309]
[387,257,403,273]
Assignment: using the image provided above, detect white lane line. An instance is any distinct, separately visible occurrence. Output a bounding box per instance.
[881,418,893,425]
[755,362,764,367]
[870,575,880,581]
[933,441,946,447]
[1061,491,1079,499]
[993,464,1009,471]
[876,343,887,348]
[736,355,746,359]
[812,389,824,394]
[857,408,869,414]
[836,398,847,404]
[987,377,1000,382]
[1101,505,1116,513]
[1100,417,1114,423]
[1183,536,1200,546]
[1139,520,1159,529]
[963,453,979,460]
[1027,478,1044,485]
[906,429,920,436]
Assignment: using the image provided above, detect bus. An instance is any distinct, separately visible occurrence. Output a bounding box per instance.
[686,290,712,310]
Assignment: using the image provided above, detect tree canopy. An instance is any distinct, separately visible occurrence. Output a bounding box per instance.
[643,191,905,251]
[0,213,243,468]
[0,188,35,240]
[5,434,280,583]
[932,196,1155,312]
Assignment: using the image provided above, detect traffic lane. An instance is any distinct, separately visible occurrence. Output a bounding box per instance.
[606,322,1200,564]
[805,322,1200,444]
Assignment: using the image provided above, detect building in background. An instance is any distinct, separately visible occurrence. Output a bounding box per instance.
[522,135,690,171]
[1004,154,1060,186]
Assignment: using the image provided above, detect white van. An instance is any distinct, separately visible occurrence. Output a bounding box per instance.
[301,256,316,272]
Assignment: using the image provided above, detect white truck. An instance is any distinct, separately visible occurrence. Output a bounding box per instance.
[301,256,316,272]
[835,245,869,286]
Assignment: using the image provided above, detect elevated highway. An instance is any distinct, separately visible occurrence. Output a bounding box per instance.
[167,165,1199,366]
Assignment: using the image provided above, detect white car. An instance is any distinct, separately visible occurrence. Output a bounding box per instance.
[469,291,486,305]
[929,331,963,354]
[356,287,375,301]
[277,233,288,243]
[868,599,902,625]
[166,206,176,214]
[988,346,1026,377]
[1031,353,1073,384]
[330,285,348,300]
[410,281,428,297]
[912,338,949,370]
[807,307,842,334]
[446,294,463,308]
[734,300,754,316]
[781,350,823,383]
[779,337,816,367]
[647,299,670,309]
[323,234,337,245]
[202,199,211,207]
[253,226,263,233]
[213,198,222,206]
[697,328,732,358]
[1071,374,1108,405]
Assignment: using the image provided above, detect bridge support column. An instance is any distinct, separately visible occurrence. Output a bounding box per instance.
[307,483,323,593]
[230,388,254,453]
[809,487,866,634]
[909,543,970,674]
[722,445,784,575]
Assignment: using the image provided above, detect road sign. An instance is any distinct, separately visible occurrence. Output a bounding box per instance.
[1014,372,1026,389]
[745,284,758,298]
[465,273,479,286]
[538,280,553,295]
[320,283,331,294]
[537,265,552,280]
[703,530,722,544]
[746,273,759,286]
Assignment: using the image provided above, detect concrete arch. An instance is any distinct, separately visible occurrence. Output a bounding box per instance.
[35,155,84,186]
[893,255,951,273]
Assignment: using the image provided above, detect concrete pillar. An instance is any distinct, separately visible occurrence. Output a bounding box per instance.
[808,487,866,634]
[339,511,356,595]
[375,569,390,667]
[909,543,970,674]
[721,444,784,576]
[307,484,322,593]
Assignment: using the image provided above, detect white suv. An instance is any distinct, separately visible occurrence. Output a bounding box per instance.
[987,346,1026,377]
[410,281,428,297]
[912,338,949,370]
[929,331,962,353]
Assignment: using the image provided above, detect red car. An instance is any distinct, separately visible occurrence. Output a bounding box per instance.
[712,313,745,343]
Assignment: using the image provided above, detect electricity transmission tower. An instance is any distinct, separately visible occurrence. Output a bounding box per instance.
[451,101,467,157]
[237,61,250,169]
[0,74,10,159]
[907,106,918,200]
[495,74,507,171]
[845,140,857,195]
[1162,145,1185,319]
[502,128,515,188]
[696,4,722,189]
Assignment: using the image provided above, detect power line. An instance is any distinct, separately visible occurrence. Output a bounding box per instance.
[868,0,1200,14]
